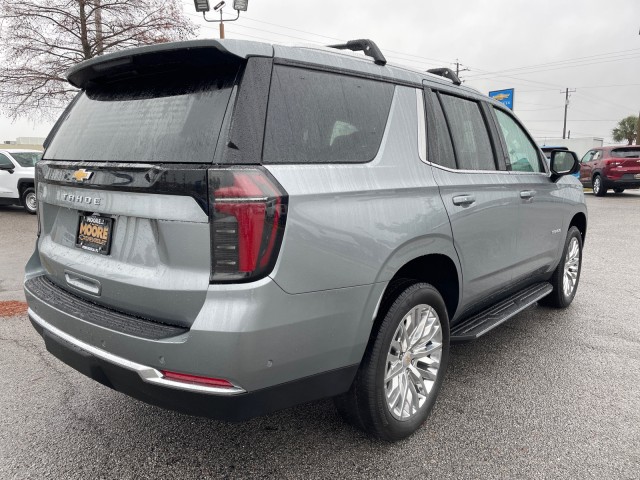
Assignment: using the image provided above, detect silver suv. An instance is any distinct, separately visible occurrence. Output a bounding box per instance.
[25,39,587,441]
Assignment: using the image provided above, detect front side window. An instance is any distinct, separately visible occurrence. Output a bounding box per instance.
[263,66,394,164]
[0,153,14,168]
[494,108,543,173]
[581,150,595,163]
[439,94,496,171]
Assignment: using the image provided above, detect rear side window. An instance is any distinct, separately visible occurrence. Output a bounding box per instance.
[439,94,496,171]
[429,92,456,169]
[45,70,238,163]
[263,66,394,164]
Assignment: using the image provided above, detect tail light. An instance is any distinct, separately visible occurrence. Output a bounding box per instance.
[209,167,287,282]
[606,160,622,167]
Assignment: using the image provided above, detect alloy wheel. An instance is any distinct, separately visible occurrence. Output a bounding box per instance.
[563,237,580,298]
[384,304,442,421]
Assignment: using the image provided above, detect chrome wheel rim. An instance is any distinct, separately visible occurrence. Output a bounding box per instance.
[384,304,442,421]
[25,192,37,212]
[593,177,600,194]
[563,237,580,298]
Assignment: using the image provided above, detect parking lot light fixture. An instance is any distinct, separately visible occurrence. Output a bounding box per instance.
[193,0,210,12]
[233,0,249,11]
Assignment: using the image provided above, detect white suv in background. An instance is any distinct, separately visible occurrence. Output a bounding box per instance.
[0,149,42,214]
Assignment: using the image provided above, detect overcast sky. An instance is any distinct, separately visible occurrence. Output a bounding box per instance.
[3,0,639,145]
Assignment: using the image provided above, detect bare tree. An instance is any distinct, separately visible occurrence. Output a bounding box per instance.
[0,0,198,119]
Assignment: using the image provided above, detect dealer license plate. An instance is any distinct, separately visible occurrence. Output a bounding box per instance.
[76,214,114,255]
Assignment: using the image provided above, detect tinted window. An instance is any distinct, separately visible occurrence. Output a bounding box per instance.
[611,148,640,158]
[45,71,237,163]
[9,151,42,167]
[429,92,456,169]
[0,153,14,168]
[263,66,394,164]
[440,94,496,170]
[494,109,543,173]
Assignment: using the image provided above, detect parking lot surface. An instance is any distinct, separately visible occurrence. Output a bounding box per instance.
[1,193,639,479]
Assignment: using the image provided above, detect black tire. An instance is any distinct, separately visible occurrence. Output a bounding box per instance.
[21,187,37,215]
[539,226,582,308]
[334,282,450,441]
[592,175,607,197]
[613,188,625,194]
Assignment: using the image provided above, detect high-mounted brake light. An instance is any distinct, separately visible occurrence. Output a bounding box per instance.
[209,167,287,282]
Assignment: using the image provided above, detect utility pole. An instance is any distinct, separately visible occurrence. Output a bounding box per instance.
[219,8,224,38]
[454,59,469,80]
[562,88,576,139]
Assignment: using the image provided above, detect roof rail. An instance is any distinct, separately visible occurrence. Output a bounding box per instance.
[327,39,387,66]
[427,68,462,86]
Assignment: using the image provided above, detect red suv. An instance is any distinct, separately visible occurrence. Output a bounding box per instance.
[579,146,640,196]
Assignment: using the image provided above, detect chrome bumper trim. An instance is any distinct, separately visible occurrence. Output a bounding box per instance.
[28,308,245,396]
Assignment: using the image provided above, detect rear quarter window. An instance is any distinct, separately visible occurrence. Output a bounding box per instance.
[262,66,394,164]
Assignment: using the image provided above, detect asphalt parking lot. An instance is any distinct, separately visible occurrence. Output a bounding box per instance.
[1,192,639,479]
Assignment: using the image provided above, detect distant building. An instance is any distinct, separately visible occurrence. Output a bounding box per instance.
[16,137,45,146]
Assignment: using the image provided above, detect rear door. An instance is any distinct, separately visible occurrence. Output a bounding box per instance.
[425,89,520,307]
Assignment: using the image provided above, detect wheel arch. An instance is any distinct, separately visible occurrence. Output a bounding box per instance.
[17,179,35,197]
[569,212,587,245]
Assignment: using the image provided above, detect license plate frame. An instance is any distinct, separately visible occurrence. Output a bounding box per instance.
[76,214,114,255]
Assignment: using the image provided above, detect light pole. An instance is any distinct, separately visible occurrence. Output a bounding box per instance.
[193,0,249,39]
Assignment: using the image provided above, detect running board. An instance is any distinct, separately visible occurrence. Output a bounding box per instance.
[450,282,553,342]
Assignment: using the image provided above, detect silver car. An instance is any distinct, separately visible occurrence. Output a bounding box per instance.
[25,39,586,441]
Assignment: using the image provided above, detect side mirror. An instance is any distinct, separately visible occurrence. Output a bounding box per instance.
[0,164,15,174]
[550,150,579,182]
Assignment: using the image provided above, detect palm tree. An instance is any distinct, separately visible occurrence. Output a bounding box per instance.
[612,115,639,145]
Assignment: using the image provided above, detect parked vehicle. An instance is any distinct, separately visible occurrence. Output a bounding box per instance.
[579,146,640,196]
[25,39,587,441]
[0,149,42,214]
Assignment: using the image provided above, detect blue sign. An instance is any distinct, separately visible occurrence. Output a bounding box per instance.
[489,88,515,110]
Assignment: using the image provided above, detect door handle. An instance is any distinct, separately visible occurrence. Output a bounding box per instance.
[520,190,536,199]
[452,194,476,206]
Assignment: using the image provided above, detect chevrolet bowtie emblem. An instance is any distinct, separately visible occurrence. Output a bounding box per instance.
[72,169,93,182]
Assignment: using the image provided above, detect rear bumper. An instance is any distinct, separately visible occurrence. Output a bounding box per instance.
[29,310,357,421]
[602,173,640,189]
[25,273,380,420]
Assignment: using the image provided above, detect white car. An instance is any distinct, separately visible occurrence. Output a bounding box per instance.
[0,149,42,214]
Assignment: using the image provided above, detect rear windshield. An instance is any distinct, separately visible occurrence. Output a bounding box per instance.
[611,148,640,158]
[10,151,42,167]
[45,70,238,163]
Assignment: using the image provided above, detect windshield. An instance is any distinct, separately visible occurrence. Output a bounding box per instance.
[45,69,238,163]
[611,148,640,159]
[10,151,42,167]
